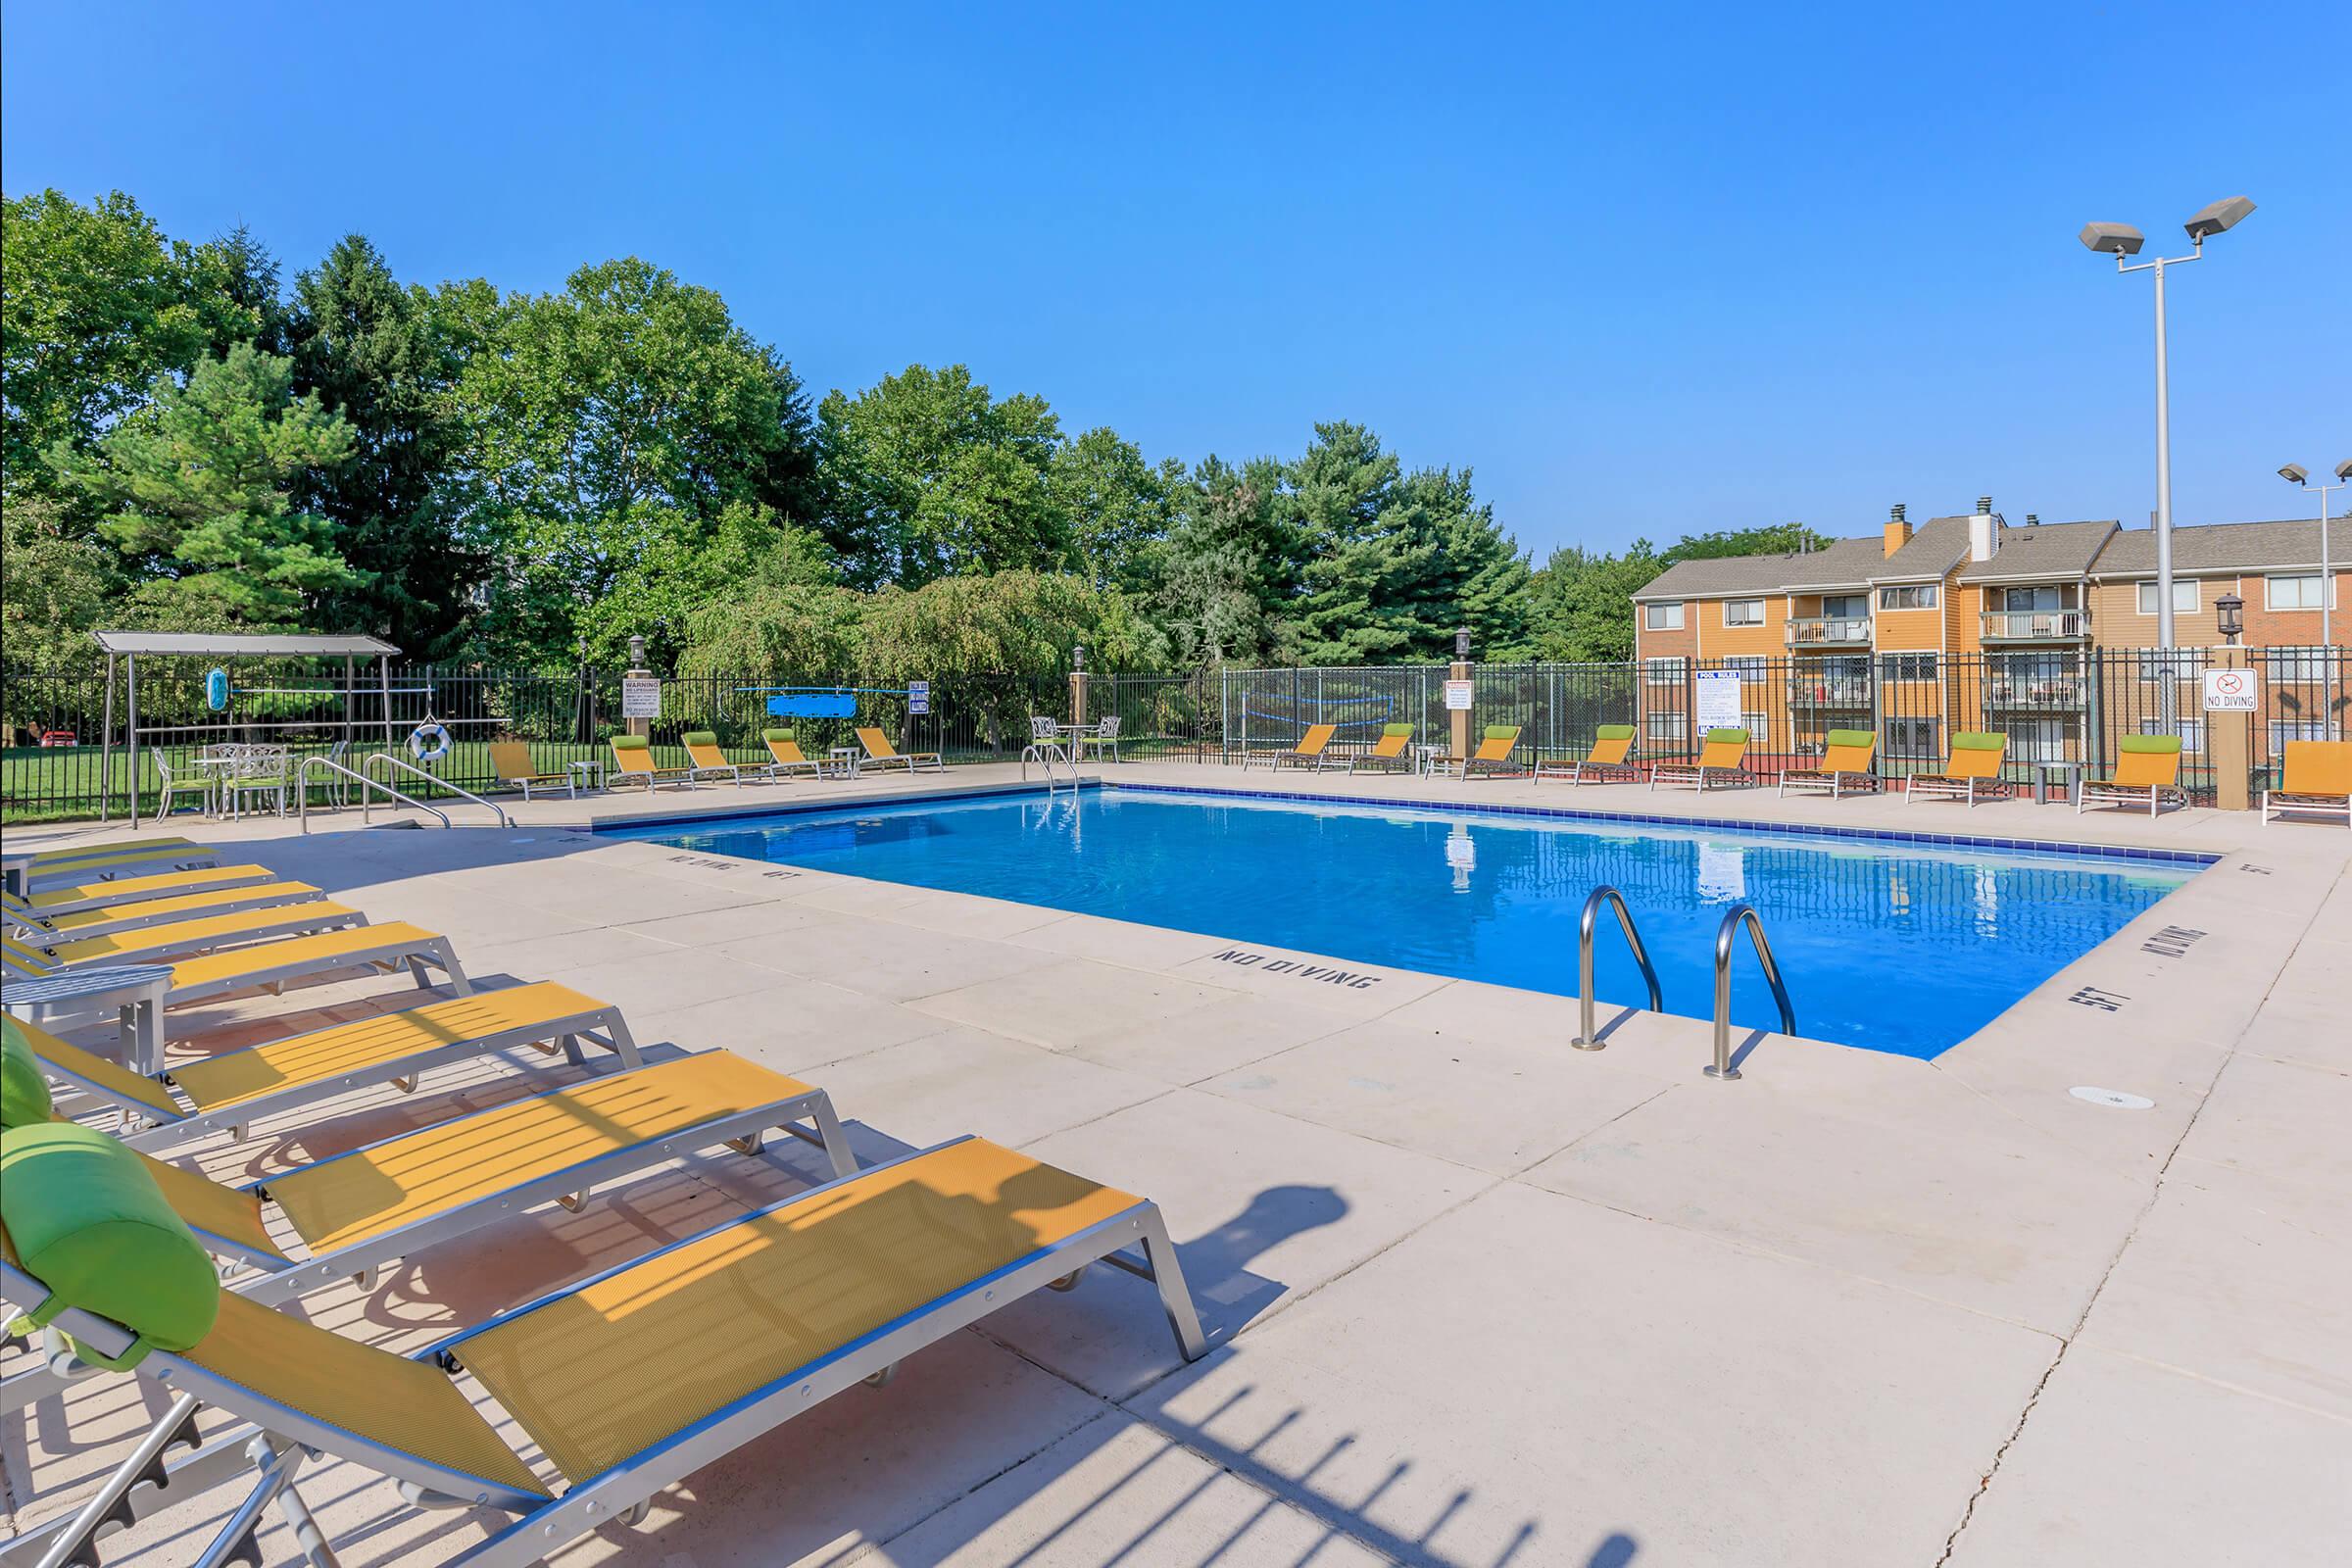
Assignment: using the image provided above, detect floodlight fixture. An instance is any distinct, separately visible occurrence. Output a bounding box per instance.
[2079,221,2145,256]
[2280,464,2311,484]
[2182,196,2256,241]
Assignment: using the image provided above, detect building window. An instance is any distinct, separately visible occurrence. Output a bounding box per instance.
[1882,715,1941,760]
[2006,719,2070,763]
[2272,721,2330,752]
[1877,584,1937,611]
[1722,598,1764,627]
[2266,647,2332,684]
[1883,654,1938,682]
[1821,594,1870,619]
[2140,716,2203,755]
[2265,573,2334,611]
[1719,656,1767,682]
[1644,603,1685,630]
[1646,710,1688,742]
[1643,657,1686,686]
[2134,650,2197,685]
[1740,710,1770,740]
[2135,579,2200,614]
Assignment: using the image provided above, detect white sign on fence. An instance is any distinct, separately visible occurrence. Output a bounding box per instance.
[908,679,930,715]
[620,675,662,719]
[1693,670,1744,730]
[2201,668,2258,712]
[1443,678,1474,710]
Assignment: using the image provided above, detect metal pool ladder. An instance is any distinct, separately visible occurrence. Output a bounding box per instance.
[1570,886,1664,1049]
[1021,719,1078,793]
[1707,903,1797,1081]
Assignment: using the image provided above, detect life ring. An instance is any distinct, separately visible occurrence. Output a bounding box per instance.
[407,722,453,763]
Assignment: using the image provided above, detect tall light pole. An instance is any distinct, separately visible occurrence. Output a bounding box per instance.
[2279,461,2350,738]
[2080,195,2257,653]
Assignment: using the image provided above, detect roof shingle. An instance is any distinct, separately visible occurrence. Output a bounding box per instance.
[2087,517,2346,576]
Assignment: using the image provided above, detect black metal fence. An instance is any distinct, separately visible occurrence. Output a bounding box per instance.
[6,650,2344,820]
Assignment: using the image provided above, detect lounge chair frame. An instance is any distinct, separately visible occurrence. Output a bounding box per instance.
[13,863,279,920]
[1649,729,1754,792]
[681,732,750,787]
[1,1138,1207,1568]
[2077,737,2186,819]
[855,726,945,774]
[1461,727,1526,781]
[489,739,577,802]
[8,922,466,1019]
[1245,723,1337,770]
[1777,731,1881,801]
[758,729,824,781]
[14,844,221,895]
[24,904,367,968]
[608,737,697,792]
[1905,735,2013,808]
[1534,726,1640,786]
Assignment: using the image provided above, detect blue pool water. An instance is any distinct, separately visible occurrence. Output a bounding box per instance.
[608,787,2199,1058]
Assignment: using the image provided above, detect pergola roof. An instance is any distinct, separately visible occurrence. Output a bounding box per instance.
[92,631,400,657]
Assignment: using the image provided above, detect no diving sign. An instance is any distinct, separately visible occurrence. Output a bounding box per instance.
[2202,669,2257,712]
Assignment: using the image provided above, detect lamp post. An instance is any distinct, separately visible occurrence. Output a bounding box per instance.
[2278,461,2349,738]
[2079,195,2256,653]
[2215,593,2244,646]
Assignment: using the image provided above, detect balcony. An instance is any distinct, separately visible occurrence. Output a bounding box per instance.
[1984,678,2088,710]
[1788,675,1874,709]
[1980,609,2090,642]
[1786,615,1873,647]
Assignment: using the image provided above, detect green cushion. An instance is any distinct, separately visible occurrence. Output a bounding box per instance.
[761,728,795,742]
[610,735,650,751]
[0,1122,220,1363]
[1382,723,1414,738]
[1594,724,1636,740]
[1,1017,53,1129]
[1483,725,1518,740]
[2120,734,2182,755]
[1705,728,1749,744]
[1825,729,1874,748]
[1953,731,2005,751]
[681,730,718,747]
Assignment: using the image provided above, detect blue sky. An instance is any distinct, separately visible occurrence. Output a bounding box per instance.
[5,1,2345,559]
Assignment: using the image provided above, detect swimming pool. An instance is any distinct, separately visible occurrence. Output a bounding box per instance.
[608,786,2200,1058]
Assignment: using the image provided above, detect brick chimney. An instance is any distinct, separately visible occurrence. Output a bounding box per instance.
[1883,503,1911,559]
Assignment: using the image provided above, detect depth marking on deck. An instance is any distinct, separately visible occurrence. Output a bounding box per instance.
[2067,984,2129,1012]
[1210,949,1382,989]
[2139,925,2206,959]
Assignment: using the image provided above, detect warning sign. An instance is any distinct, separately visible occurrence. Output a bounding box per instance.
[2201,669,2257,712]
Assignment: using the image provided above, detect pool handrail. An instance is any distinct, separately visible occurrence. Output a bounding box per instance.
[1571,885,1664,1050]
[297,756,450,832]
[363,751,514,827]
[1708,902,1797,1081]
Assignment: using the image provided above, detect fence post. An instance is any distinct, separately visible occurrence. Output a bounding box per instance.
[1449,631,1473,764]
[2210,646,2252,810]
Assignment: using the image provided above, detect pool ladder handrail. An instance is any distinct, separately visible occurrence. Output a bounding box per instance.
[1021,741,1077,793]
[1707,902,1797,1081]
[297,757,451,832]
[1570,886,1664,1049]
[364,751,514,828]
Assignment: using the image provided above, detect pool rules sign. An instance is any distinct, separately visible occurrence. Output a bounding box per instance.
[2202,669,2257,712]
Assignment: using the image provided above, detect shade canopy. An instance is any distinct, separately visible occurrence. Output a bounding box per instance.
[92,632,400,658]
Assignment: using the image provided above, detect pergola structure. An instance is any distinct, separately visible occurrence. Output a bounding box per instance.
[93,631,401,827]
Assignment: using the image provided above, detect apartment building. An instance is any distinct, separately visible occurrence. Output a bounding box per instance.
[1630,500,2346,772]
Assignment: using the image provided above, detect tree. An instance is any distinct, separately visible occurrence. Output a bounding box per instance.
[592,502,839,666]
[1049,427,1174,596]
[69,343,362,623]
[453,257,819,660]
[1,191,213,503]
[1526,541,1664,662]
[1156,455,1298,669]
[287,235,479,655]
[0,495,118,670]
[1665,521,1832,562]
[816,365,1070,588]
[193,223,292,359]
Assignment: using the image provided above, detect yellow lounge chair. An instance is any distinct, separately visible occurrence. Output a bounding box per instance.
[2079,735,2185,818]
[10,862,280,919]
[681,730,748,786]
[1248,721,1337,769]
[608,734,695,791]
[13,982,634,1151]
[855,725,944,773]
[1650,728,1753,791]
[489,738,575,801]
[5,922,470,1070]
[16,903,366,970]
[1,1130,1207,1568]
[7,836,219,895]
[759,727,824,780]
[1778,729,1881,800]
[1335,722,1416,774]
[0,1037,855,1415]
[5,878,323,943]
[1905,731,2011,807]
[1536,724,1640,785]
[2261,739,2352,828]
[1462,724,1527,779]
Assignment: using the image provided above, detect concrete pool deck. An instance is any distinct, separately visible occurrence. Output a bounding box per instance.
[3,764,2347,1567]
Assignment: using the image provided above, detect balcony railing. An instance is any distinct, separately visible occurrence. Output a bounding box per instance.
[1984,678,2088,710]
[1786,615,1873,647]
[1981,609,2090,641]
[1787,677,1874,708]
